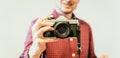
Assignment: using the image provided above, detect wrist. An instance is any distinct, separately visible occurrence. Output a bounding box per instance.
[29,45,44,58]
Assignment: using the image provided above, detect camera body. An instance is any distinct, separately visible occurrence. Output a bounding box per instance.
[43,16,80,38]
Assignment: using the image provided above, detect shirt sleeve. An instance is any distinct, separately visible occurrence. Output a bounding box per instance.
[88,27,97,58]
[19,19,37,58]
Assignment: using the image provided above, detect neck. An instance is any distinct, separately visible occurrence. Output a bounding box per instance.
[63,13,73,19]
[55,9,73,19]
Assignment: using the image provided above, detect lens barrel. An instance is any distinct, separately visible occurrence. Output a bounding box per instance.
[54,22,70,38]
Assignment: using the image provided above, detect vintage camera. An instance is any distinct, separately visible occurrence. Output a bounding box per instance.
[43,16,80,38]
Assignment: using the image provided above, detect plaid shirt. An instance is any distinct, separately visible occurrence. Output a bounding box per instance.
[20,10,97,58]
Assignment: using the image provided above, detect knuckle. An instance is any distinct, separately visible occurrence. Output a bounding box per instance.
[46,15,53,18]
[39,15,53,20]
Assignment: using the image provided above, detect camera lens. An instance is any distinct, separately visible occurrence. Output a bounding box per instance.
[57,25,67,33]
[54,22,70,38]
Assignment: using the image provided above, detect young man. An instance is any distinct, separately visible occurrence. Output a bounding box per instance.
[20,0,97,58]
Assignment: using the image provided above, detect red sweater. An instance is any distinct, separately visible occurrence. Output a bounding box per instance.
[20,10,97,58]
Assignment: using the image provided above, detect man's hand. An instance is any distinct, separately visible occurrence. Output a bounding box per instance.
[29,15,57,58]
[100,54,108,58]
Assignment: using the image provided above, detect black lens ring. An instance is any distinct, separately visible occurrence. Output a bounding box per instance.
[54,22,70,38]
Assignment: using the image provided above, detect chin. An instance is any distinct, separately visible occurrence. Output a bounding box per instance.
[62,9,73,14]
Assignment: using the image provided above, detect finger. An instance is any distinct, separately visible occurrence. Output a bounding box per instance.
[42,15,54,20]
[44,38,58,42]
[32,21,54,35]
[37,38,58,43]
[34,38,58,46]
[37,15,54,21]
[36,26,54,38]
[40,21,54,27]
[32,15,54,34]
[100,54,108,58]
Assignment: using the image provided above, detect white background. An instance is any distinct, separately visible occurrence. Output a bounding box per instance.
[0,0,119,58]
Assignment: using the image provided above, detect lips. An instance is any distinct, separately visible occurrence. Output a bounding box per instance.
[63,3,72,8]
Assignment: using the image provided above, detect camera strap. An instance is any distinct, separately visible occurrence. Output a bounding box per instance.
[76,18,81,55]
[77,32,81,55]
